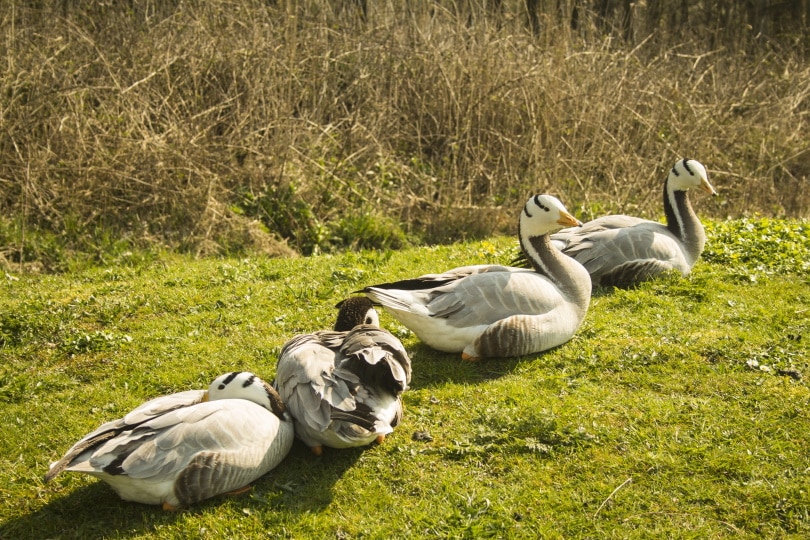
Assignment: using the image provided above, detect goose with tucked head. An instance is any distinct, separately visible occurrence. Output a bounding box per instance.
[45,372,294,510]
[274,296,411,455]
[547,158,717,288]
[358,194,591,361]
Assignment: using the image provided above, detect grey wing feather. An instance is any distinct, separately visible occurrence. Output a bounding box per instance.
[275,332,358,433]
[45,390,206,482]
[121,390,206,426]
[275,326,411,446]
[426,270,564,328]
[362,264,536,320]
[170,403,292,505]
[552,217,682,284]
[339,326,412,387]
[92,401,282,482]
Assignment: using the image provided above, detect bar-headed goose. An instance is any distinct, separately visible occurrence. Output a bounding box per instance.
[550,158,716,288]
[274,297,411,455]
[358,194,591,361]
[45,372,293,510]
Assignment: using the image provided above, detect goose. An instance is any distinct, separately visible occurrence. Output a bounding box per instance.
[546,158,717,288]
[274,296,412,455]
[45,372,294,510]
[333,296,380,331]
[358,194,591,361]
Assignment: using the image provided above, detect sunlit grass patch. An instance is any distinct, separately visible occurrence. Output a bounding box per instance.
[1,222,808,538]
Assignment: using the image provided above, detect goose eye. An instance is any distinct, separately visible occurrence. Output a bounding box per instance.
[365,316,373,324]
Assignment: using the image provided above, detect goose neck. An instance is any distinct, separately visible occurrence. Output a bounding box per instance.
[663,179,706,263]
[519,232,591,305]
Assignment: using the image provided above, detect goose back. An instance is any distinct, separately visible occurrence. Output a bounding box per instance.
[361,194,591,359]
[550,158,715,288]
[45,373,294,508]
[274,320,411,451]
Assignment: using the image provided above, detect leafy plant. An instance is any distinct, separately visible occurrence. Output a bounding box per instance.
[59,330,133,356]
[333,212,411,251]
[703,218,810,277]
[239,183,328,255]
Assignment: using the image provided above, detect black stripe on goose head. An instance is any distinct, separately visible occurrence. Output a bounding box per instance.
[525,194,551,219]
[218,371,241,391]
[682,158,694,176]
[533,194,551,212]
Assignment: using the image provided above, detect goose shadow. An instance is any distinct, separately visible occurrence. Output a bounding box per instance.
[258,438,367,513]
[404,341,559,390]
[0,440,365,539]
[0,480,182,539]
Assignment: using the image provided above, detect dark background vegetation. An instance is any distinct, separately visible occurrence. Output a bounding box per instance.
[1,0,808,270]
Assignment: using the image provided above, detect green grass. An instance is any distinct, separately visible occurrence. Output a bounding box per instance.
[1,220,808,539]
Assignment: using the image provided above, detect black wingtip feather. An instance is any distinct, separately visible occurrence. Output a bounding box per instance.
[357,277,455,293]
[330,402,378,432]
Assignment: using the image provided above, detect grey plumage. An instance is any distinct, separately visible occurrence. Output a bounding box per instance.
[359,194,592,360]
[45,372,294,509]
[550,159,716,288]
[274,301,411,454]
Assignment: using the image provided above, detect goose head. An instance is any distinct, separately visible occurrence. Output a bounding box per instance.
[334,296,380,331]
[519,194,582,238]
[206,371,287,419]
[668,159,716,195]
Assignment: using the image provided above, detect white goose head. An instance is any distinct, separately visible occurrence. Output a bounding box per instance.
[207,371,286,418]
[668,159,716,195]
[519,194,582,238]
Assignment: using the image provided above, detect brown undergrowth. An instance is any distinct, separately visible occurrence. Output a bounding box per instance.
[0,1,807,269]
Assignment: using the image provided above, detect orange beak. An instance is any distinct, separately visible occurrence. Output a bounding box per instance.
[557,210,583,228]
[700,177,717,196]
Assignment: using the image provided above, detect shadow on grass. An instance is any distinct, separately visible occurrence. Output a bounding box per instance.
[266,439,367,513]
[0,440,367,539]
[406,339,587,390]
[0,480,179,539]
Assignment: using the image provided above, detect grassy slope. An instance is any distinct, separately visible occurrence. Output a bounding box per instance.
[0,221,808,539]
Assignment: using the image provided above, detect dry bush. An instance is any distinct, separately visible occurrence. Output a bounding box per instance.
[0,0,807,266]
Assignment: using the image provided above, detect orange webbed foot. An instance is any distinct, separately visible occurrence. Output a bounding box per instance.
[224,485,253,497]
